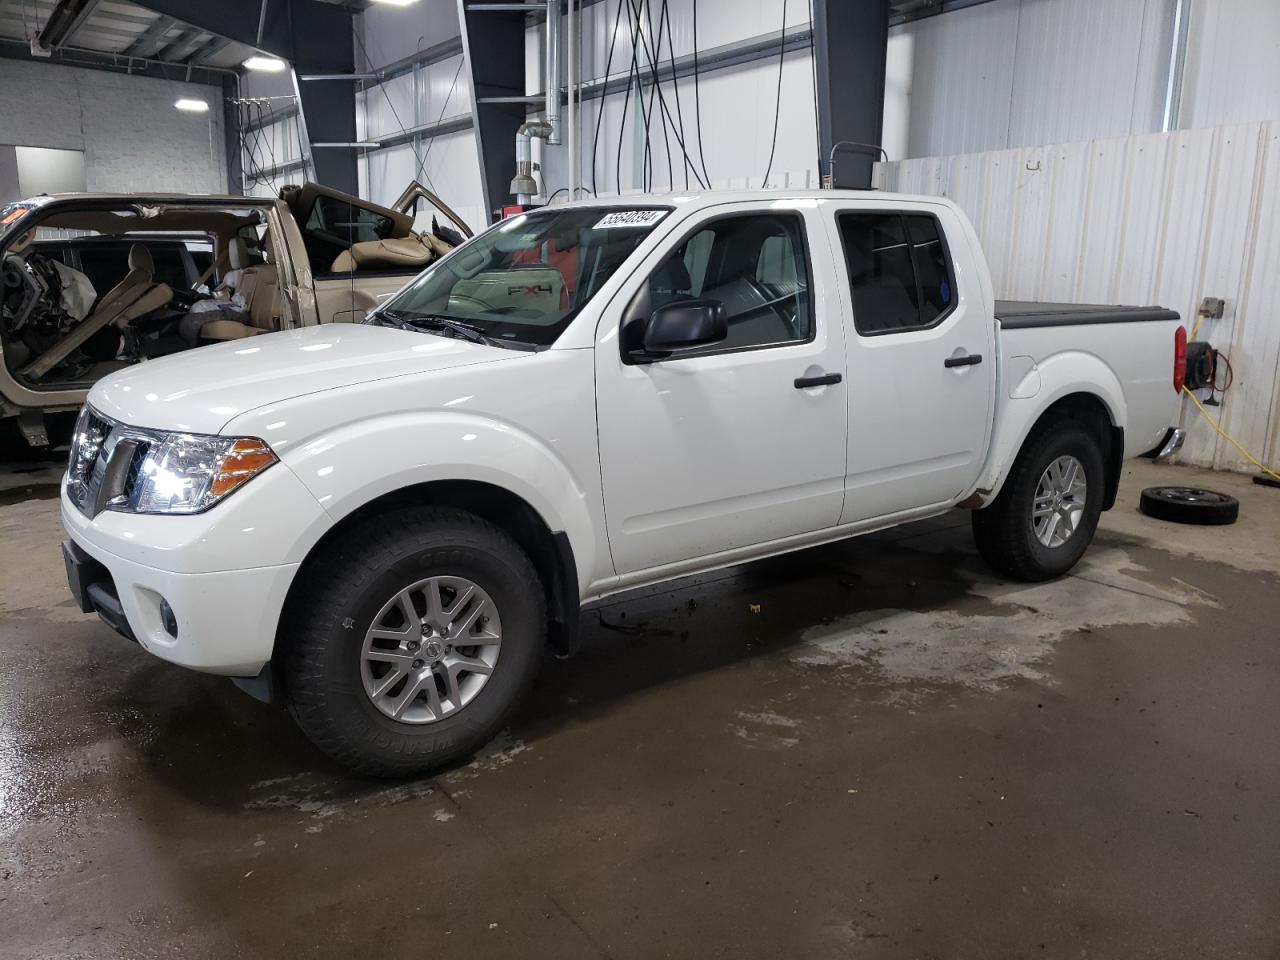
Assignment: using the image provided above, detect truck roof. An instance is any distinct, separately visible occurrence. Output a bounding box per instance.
[549,189,960,211]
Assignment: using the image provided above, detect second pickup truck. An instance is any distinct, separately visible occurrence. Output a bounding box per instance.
[60,190,1186,775]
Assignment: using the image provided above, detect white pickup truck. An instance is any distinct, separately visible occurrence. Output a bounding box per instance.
[60,191,1186,775]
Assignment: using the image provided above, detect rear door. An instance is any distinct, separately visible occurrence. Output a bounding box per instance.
[595,201,848,576]
[825,200,995,522]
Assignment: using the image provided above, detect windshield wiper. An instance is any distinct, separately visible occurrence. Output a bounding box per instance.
[413,315,496,346]
[367,308,492,344]
[367,308,541,351]
[366,307,415,331]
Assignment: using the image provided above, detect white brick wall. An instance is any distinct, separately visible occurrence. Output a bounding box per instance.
[0,58,228,195]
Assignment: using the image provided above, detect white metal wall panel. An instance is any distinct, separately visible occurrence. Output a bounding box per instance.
[894,0,1171,160]
[1181,0,1280,130]
[876,121,1280,474]
[1005,0,1170,151]
[357,3,461,69]
[361,74,416,142]
[358,129,486,235]
[896,1,1019,159]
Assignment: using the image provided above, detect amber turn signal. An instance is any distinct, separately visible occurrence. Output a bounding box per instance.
[209,438,278,497]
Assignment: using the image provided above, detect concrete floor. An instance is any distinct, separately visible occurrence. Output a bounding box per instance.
[2,457,1278,959]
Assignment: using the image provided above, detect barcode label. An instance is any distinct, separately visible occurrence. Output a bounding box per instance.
[593,210,667,229]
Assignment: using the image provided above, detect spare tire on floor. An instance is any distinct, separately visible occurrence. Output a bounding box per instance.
[1139,486,1239,525]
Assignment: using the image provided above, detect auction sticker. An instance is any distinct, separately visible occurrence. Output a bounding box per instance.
[593,209,667,229]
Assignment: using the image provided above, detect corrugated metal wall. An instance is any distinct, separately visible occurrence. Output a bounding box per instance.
[891,0,1280,161]
[1181,0,1280,129]
[892,0,1171,159]
[876,121,1280,474]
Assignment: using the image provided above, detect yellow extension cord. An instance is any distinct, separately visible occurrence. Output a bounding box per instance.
[1182,385,1280,483]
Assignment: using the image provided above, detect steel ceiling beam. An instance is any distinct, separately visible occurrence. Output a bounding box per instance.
[155,27,208,64]
[134,0,359,193]
[0,34,232,85]
[887,0,999,26]
[36,0,102,50]
[123,14,177,58]
[188,35,232,66]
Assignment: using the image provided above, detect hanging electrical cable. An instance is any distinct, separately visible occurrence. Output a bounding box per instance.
[590,0,628,197]
[615,0,644,195]
[1183,386,1280,483]
[351,26,446,197]
[661,0,692,190]
[414,56,466,188]
[623,0,655,191]
[690,0,712,187]
[641,0,673,190]
[627,0,707,190]
[760,0,788,188]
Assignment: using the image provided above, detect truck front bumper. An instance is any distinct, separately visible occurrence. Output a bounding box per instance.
[59,465,329,677]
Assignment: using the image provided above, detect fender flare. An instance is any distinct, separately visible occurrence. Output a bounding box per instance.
[280,411,602,597]
[973,351,1127,506]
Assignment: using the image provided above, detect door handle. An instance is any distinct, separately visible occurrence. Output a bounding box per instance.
[794,372,843,389]
[944,353,983,368]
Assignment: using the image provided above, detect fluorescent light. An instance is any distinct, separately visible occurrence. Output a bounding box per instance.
[369,0,421,5]
[174,98,209,113]
[243,55,286,72]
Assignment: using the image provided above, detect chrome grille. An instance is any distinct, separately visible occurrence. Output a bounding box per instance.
[66,406,113,515]
[66,407,151,518]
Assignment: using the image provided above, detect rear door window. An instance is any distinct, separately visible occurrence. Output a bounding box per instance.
[837,212,956,335]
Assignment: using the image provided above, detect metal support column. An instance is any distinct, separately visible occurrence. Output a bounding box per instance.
[457,1,531,222]
[811,0,890,189]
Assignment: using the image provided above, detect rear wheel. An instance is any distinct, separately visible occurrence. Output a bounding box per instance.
[280,507,546,777]
[972,419,1106,581]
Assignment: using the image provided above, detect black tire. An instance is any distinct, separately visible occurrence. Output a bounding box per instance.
[972,419,1106,581]
[279,507,546,777]
[1139,486,1239,525]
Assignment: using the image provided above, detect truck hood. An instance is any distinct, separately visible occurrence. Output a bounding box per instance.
[88,323,520,435]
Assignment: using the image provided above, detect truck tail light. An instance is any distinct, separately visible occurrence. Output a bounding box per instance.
[1173,325,1188,393]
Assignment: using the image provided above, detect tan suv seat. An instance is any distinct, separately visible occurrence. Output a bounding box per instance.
[21,243,172,381]
[330,235,445,273]
[197,238,282,341]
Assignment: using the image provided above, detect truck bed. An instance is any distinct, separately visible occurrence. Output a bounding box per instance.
[995,301,1180,329]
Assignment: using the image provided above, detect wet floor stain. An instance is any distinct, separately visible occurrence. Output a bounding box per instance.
[0,482,60,508]
[793,545,1217,690]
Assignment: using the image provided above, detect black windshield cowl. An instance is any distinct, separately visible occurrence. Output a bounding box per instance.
[367,309,540,351]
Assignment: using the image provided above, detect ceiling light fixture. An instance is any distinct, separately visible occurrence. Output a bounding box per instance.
[243,55,287,72]
[368,0,421,6]
[174,98,210,113]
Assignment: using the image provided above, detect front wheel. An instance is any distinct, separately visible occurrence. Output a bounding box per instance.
[971,419,1105,581]
[279,507,546,777]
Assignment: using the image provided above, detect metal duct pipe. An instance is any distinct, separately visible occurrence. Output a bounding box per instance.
[545,0,562,145]
[511,119,554,204]
[566,0,579,196]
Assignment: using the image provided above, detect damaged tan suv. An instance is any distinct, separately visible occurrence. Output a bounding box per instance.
[0,182,469,447]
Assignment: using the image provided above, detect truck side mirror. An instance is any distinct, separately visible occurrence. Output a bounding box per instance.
[636,299,727,359]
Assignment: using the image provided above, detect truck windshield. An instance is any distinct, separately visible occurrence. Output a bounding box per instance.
[370,206,670,348]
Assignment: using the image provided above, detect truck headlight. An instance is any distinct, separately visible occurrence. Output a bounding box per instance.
[128,433,277,515]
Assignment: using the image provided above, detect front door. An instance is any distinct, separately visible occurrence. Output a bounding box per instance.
[826,202,996,522]
[595,202,848,577]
